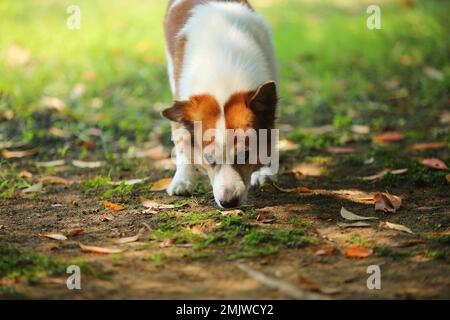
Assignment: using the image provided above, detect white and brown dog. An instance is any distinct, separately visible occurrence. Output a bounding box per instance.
[162,0,279,208]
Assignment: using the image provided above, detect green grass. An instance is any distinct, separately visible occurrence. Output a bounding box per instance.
[1,0,448,147]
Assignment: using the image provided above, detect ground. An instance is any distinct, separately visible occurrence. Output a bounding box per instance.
[0,0,449,299]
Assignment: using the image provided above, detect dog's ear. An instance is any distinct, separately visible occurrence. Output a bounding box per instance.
[161,100,190,123]
[249,81,278,126]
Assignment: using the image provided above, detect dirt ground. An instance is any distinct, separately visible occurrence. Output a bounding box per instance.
[1,145,449,300]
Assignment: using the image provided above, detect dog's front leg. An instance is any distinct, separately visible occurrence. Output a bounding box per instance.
[251,166,277,187]
[167,123,198,196]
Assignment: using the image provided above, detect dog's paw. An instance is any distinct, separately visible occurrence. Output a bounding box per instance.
[166,176,196,195]
[251,167,276,187]
[166,167,197,196]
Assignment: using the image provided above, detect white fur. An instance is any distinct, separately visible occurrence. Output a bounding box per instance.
[177,2,278,105]
[167,2,278,207]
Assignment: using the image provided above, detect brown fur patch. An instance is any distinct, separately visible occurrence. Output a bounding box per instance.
[185,95,221,130]
[224,92,255,129]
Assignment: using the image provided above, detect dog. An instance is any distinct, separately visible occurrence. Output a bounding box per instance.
[162,0,279,208]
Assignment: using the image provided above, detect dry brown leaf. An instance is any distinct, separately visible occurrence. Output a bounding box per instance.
[100,216,114,222]
[149,178,172,191]
[76,140,96,149]
[344,246,373,258]
[103,201,124,211]
[159,239,173,248]
[190,225,206,236]
[374,192,402,213]
[340,207,378,221]
[49,127,71,138]
[79,243,123,254]
[325,147,356,154]
[42,233,68,241]
[375,131,404,143]
[18,171,33,179]
[268,183,312,193]
[113,228,144,244]
[409,142,447,151]
[315,247,335,256]
[382,221,413,234]
[2,148,37,159]
[278,139,299,151]
[420,158,448,170]
[40,176,71,186]
[446,174,450,183]
[41,97,66,111]
[6,43,30,67]
[67,229,84,236]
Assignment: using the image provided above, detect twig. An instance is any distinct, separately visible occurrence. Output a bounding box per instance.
[236,263,327,300]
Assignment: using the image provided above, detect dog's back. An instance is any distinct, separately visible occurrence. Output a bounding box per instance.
[164,0,278,101]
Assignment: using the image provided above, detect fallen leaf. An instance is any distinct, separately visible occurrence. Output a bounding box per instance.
[109,177,151,186]
[190,225,206,236]
[36,160,66,167]
[18,171,33,179]
[67,229,84,236]
[345,246,373,258]
[2,148,37,159]
[362,168,408,181]
[269,183,312,193]
[337,222,372,228]
[41,97,66,111]
[374,192,402,213]
[315,247,335,256]
[159,239,173,248]
[423,67,444,81]
[6,43,30,67]
[278,139,299,151]
[42,233,67,241]
[420,158,448,170]
[149,178,172,191]
[49,127,71,138]
[79,243,123,254]
[221,209,243,216]
[362,169,390,181]
[399,55,412,66]
[409,142,447,151]
[350,125,370,135]
[325,147,356,154]
[103,201,124,211]
[113,228,144,244]
[375,131,404,143]
[340,207,378,221]
[100,216,114,222]
[446,174,450,183]
[390,168,409,175]
[140,197,175,210]
[76,140,96,149]
[72,160,103,169]
[390,240,424,248]
[382,221,413,234]
[21,183,43,194]
[40,176,71,186]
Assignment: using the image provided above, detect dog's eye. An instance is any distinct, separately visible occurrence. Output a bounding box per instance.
[204,154,217,167]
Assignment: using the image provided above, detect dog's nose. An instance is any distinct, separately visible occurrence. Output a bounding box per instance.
[219,196,240,208]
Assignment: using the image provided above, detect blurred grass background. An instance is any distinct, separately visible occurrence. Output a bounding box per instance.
[0,0,448,155]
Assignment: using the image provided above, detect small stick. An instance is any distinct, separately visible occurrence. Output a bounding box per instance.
[236,263,327,300]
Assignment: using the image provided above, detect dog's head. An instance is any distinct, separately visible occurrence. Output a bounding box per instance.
[162,81,278,208]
